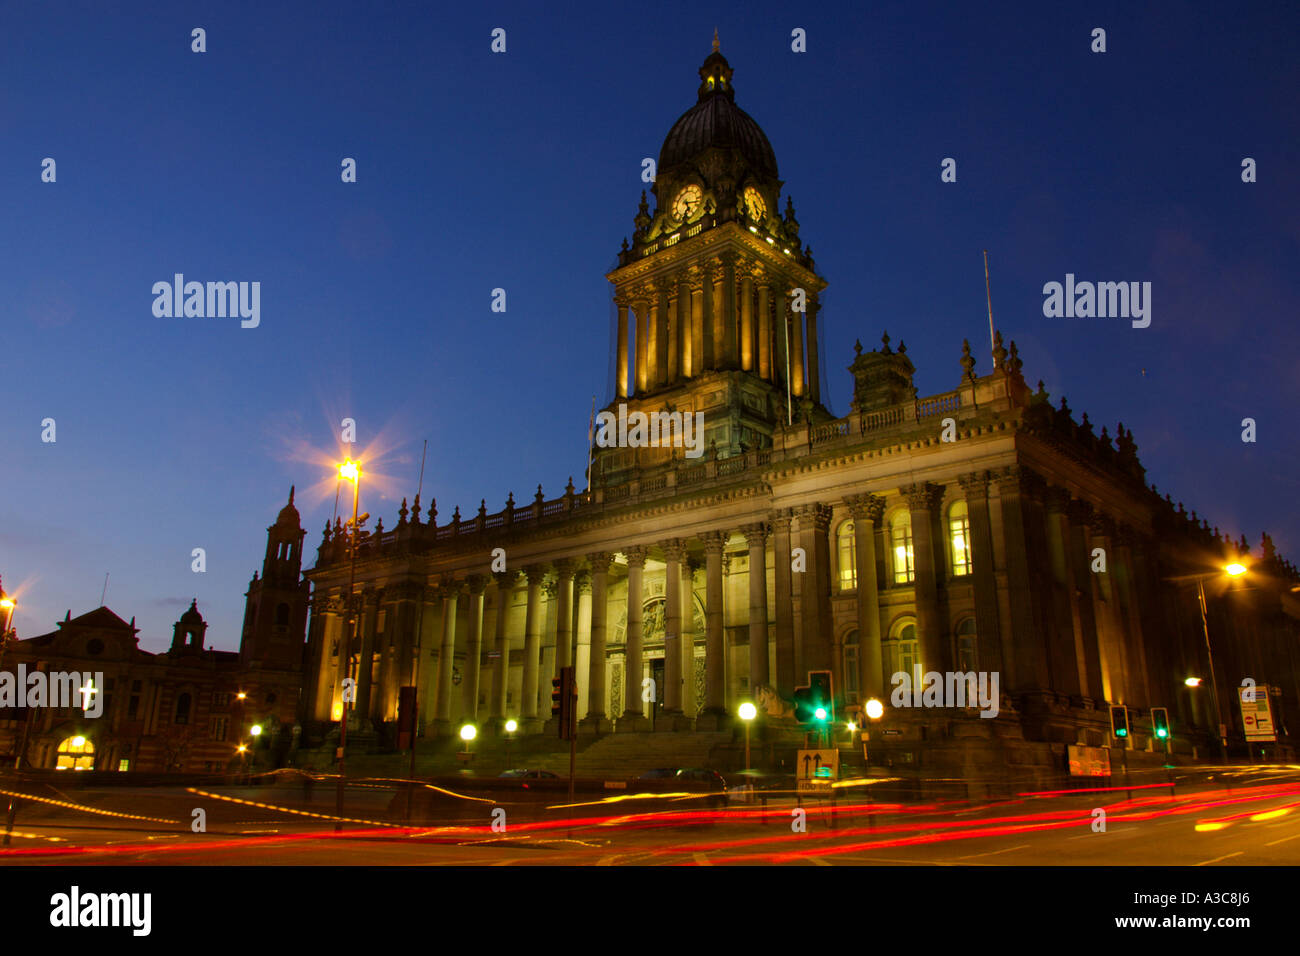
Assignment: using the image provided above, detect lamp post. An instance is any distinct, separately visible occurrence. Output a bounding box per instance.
[336,458,362,830]
[504,718,517,771]
[1190,563,1247,763]
[0,593,16,670]
[738,702,756,772]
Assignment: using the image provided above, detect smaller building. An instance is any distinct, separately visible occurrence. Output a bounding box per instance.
[0,492,308,773]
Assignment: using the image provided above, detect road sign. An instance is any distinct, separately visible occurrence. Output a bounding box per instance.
[1239,685,1276,741]
[796,748,839,792]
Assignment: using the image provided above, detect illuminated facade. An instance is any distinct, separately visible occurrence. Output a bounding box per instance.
[300,40,1300,772]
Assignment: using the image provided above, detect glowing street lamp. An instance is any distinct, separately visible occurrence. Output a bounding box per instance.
[250,724,263,737]
[865,698,885,721]
[459,723,477,756]
[0,593,16,669]
[1190,563,1249,761]
[1185,677,1203,688]
[738,701,757,772]
[335,457,363,830]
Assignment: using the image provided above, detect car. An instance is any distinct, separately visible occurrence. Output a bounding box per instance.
[498,768,558,779]
[632,768,729,807]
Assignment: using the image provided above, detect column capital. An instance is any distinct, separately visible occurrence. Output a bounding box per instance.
[793,502,833,531]
[701,530,727,555]
[844,493,886,523]
[900,482,943,512]
[554,557,577,579]
[524,564,548,586]
[1113,524,1143,550]
[659,538,687,563]
[624,545,648,568]
[1087,510,1115,539]
[492,570,517,591]
[613,295,632,309]
[575,570,592,594]
[957,470,992,497]
[768,508,793,533]
[1043,485,1073,514]
[994,465,1044,498]
[466,573,487,596]
[542,578,559,599]
[740,522,770,545]
[586,551,613,574]
[1067,498,1094,526]
[437,576,463,597]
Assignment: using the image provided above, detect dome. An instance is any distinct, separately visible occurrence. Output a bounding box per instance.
[276,485,300,526]
[658,39,778,180]
[180,599,204,625]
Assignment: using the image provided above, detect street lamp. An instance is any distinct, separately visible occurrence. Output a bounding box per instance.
[0,593,16,670]
[1192,563,1248,763]
[504,718,517,770]
[459,723,477,756]
[738,702,757,772]
[864,698,885,720]
[336,457,362,830]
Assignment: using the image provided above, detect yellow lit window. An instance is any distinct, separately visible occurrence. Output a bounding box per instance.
[837,520,856,590]
[891,514,914,584]
[56,735,94,771]
[949,500,972,576]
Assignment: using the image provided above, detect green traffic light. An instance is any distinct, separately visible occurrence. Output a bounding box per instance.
[813,706,827,721]
[1155,728,1167,738]
[1116,728,1127,737]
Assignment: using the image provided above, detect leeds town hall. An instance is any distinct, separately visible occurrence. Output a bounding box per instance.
[299,41,1300,779]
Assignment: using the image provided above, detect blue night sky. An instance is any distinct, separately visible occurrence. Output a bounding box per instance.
[2,1,1297,652]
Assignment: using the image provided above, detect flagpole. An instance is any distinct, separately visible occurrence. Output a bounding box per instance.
[983,249,996,367]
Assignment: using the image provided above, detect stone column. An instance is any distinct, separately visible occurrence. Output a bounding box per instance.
[903,483,947,676]
[795,504,834,675]
[846,494,885,699]
[661,539,685,718]
[740,272,754,371]
[1087,513,1124,702]
[722,256,738,368]
[538,578,558,719]
[806,294,821,404]
[656,285,670,388]
[490,572,514,725]
[742,523,770,690]
[666,289,679,387]
[700,267,715,370]
[621,547,648,727]
[554,559,575,670]
[574,571,592,719]
[1044,488,1085,699]
[646,294,660,391]
[700,531,727,723]
[771,508,797,696]
[434,581,460,730]
[521,566,544,726]
[757,282,771,381]
[959,473,1006,682]
[996,468,1050,695]
[616,298,629,399]
[1067,500,1105,701]
[790,293,805,398]
[355,589,379,722]
[1114,527,1151,708]
[676,273,692,380]
[691,272,706,375]
[634,297,649,394]
[462,576,486,722]
[682,558,700,719]
[582,552,612,731]
[312,600,343,723]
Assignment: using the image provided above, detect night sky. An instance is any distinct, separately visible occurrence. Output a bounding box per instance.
[3,1,1297,652]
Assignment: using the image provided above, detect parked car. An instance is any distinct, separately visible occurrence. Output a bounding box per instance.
[498,769,558,779]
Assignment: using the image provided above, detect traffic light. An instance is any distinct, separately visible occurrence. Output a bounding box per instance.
[1109,704,1130,740]
[793,670,834,725]
[1150,707,1170,740]
[551,666,577,741]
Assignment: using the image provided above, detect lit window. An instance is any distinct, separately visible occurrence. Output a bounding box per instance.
[837,520,856,590]
[949,500,972,576]
[891,513,914,584]
[56,735,95,771]
[884,622,920,680]
[843,631,860,704]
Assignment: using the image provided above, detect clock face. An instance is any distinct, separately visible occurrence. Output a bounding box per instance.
[672,185,703,221]
[744,187,766,221]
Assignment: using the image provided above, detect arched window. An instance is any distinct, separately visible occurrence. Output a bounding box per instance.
[275,602,290,627]
[837,520,856,590]
[56,734,95,771]
[842,629,860,704]
[956,618,978,672]
[174,692,192,725]
[884,620,921,681]
[949,500,972,576]
[890,512,915,584]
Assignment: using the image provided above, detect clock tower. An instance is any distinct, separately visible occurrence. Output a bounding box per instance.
[597,33,830,483]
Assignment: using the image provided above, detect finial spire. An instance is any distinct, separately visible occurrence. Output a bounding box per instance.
[713,27,719,52]
[288,484,294,505]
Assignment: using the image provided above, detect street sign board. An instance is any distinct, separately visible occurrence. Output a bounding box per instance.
[1068,744,1111,777]
[1239,685,1276,741]
[796,748,839,792]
